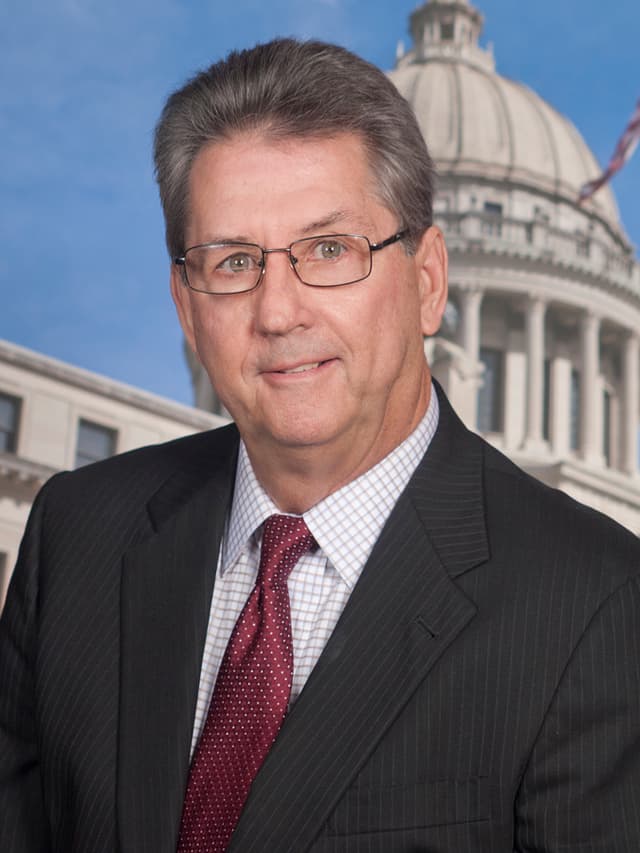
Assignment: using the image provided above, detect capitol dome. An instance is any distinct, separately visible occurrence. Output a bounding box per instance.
[390,0,625,237]
[388,0,640,532]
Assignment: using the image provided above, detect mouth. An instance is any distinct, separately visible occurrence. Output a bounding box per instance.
[263,358,335,377]
[277,361,323,374]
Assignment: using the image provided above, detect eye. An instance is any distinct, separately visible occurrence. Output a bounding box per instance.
[313,238,347,261]
[217,251,259,273]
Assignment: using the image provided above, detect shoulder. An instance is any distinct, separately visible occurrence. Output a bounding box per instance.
[481,439,640,595]
[34,422,240,537]
[46,422,238,494]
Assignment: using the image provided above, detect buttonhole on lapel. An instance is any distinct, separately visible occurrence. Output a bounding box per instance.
[415,615,437,639]
[322,625,346,662]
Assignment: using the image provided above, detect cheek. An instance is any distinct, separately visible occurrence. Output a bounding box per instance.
[369,287,418,353]
[191,311,245,382]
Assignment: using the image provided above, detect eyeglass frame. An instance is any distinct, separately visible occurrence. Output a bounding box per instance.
[173,228,410,295]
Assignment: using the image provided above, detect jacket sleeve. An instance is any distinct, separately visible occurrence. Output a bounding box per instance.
[515,574,640,852]
[0,483,52,853]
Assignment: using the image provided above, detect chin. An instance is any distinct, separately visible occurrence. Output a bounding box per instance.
[259,414,344,451]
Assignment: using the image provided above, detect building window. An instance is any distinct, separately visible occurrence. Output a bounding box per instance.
[478,348,504,433]
[482,201,503,237]
[576,232,591,258]
[603,390,612,467]
[0,392,21,454]
[570,369,581,452]
[440,20,454,41]
[75,419,117,468]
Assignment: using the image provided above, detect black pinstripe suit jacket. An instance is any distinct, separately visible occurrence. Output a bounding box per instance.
[1,385,639,852]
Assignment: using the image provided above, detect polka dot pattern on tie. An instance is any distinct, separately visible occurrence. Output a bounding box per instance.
[177,514,316,853]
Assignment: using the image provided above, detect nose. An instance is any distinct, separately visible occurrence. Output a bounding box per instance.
[253,248,309,335]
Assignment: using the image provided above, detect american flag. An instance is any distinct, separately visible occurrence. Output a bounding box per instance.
[578,99,640,203]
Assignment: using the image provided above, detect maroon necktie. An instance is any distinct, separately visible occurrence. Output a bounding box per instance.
[177,514,316,853]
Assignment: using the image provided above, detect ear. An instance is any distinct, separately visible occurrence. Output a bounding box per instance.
[170,263,198,355]
[415,225,448,337]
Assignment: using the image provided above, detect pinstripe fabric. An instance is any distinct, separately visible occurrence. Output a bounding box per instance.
[0,425,239,853]
[1,385,639,852]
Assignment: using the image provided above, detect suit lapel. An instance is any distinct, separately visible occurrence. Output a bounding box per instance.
[117,426,239,853]
[229,386,490,852]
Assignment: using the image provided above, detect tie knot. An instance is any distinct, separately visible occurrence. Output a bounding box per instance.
[258,514,316,587]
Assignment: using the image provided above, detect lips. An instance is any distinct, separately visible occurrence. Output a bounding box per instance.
[278,362,322,374]
[260,357,335,376]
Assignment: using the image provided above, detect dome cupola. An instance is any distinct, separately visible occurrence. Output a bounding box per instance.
[406,0,494,73]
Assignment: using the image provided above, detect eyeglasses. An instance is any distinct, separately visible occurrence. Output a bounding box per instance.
[173,229,409,295]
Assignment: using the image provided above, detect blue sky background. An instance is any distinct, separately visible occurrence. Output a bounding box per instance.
[2,0,639,406]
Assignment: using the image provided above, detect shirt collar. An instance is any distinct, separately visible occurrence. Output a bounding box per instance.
[222,384,439,585]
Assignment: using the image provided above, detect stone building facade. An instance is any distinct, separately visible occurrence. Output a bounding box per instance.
[391,0,640,530]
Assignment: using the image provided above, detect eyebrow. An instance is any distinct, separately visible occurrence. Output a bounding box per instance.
[299,210,356,235]
[194,234,253,246]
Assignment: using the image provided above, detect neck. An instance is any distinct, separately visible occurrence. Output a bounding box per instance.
[245,376,432,514]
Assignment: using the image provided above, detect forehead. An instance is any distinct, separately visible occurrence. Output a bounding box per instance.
[185,131,393,242]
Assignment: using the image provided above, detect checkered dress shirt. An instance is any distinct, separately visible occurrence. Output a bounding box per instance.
[190,386,439,754]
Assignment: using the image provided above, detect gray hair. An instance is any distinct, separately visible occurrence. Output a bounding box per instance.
[154,38,435,258]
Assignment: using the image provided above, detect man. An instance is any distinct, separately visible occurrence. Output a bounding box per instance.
[1,38,639,853]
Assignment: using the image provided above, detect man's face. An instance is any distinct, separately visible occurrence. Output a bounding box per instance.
[172,131,447,480]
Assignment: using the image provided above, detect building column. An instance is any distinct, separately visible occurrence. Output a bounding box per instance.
[549,352,571,458]
[459,288,483,361]
[523,297,546,452]
[458,288,483,428]
[580,312,602,464]
[622,331,639,476]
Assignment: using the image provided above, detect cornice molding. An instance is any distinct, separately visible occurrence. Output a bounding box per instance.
[516,456,640,508]
[0,451,59,489]
[0,339,228,431]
